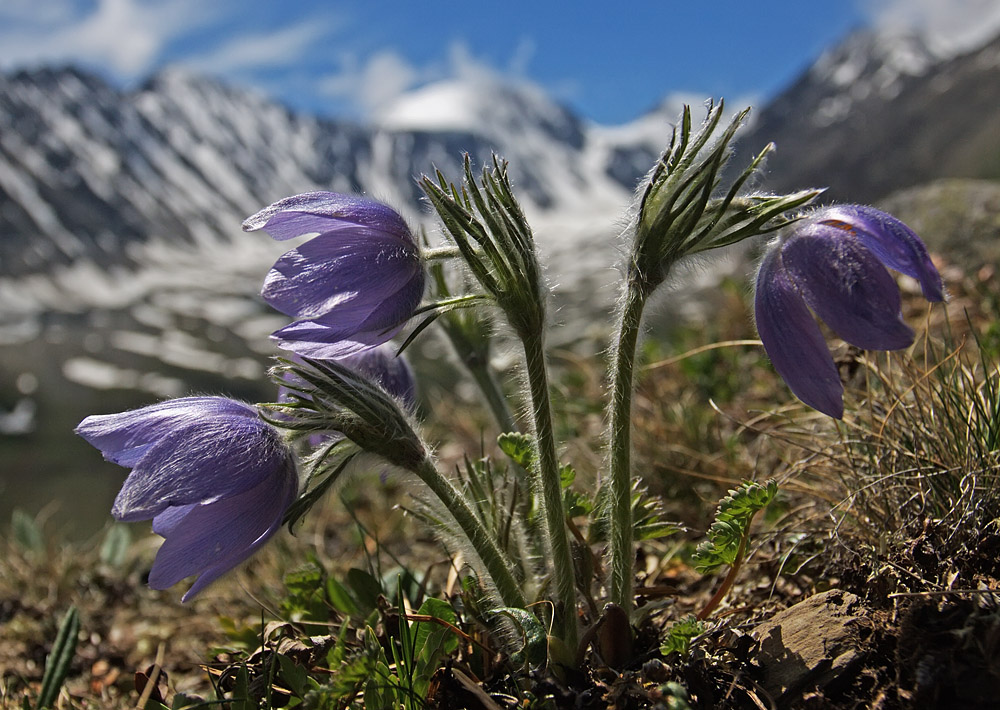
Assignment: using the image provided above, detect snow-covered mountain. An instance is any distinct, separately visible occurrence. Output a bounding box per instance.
[0,65,670,282]
[2,24,999,316]
[0,62,708,343]
[802,28,942,125]
[733,28,1000,202]
[0,64,684,501]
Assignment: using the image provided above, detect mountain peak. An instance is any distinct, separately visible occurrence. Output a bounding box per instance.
[374,76,586,149]
[137,65,274,107]
[809,27,941,100]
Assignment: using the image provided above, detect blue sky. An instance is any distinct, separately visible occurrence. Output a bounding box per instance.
[2,0,999,124]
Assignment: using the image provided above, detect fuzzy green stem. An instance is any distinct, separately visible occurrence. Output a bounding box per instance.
[422,245,463,261]
[467,355,519,434]
[521,334,578,649]
[436,304,518,434]
[415,457,526,609]
[607,277,651,614]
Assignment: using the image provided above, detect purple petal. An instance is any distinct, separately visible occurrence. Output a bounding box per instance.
[262,230,421,322]
[814,205,944,302]
[271,320,405,359]
[780,225,915,351]
[151,504,197,536]
[147,466,297,601]
[755,247,845,418]
[75,397,256,467]
[242,192,412,243]
[111,415,290,522]
[342,270,426,333]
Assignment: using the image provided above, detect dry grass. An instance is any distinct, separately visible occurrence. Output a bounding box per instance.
[4,260,999,708]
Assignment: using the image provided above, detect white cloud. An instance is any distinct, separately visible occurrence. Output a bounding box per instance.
[447,41,497,83]
[865,0,1000,53]
[181,19,338,76]
[507,37,537,76]
[318,39,555,119]
[0,0,220,77]
[318,49,425,115]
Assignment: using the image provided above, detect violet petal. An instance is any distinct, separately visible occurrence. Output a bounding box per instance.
[339,345,417,409]
[151,504,197,536]
[111,415,287,522]
[271,320,405,360]
[262,230,420,322]
[755,247,845,418]
[242,191,411,242]
[780,225,915,351]
[342,271,426,333]
[147,467,297,601]
[816,205,944,302]
[75,397,255,467]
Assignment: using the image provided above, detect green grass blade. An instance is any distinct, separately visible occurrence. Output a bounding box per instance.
[36,605,80,709]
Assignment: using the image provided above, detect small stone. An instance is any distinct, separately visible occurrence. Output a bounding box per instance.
[752,589,870,700]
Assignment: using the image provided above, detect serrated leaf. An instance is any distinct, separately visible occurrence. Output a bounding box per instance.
[498,431,535,469]
[661,617,705,658]
[635,521,678,541]
[321,624,375,701]
[691,480,777,574]
[284,564,324,595]
[413,597,460,675]
[589,479,680,544]
[281,563,331,625]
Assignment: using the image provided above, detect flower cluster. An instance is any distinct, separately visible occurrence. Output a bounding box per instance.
[73,123,947,667]
[76,193,425,599]
[754,204,944,418]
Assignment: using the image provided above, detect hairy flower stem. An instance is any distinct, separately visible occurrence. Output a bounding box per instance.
[521,334,579,649]
[607,276,654,614]
[467,356,519,434]
[415,457,526,609]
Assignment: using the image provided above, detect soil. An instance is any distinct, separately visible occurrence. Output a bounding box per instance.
[648,525,1000,710]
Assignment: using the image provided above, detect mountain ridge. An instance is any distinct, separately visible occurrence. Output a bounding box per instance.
[1,25,998,297]
[734,27,1000,203]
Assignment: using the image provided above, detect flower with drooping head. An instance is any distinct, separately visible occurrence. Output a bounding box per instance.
[754,204,944,418]
[75,397,298,601]
[243,192,425,359]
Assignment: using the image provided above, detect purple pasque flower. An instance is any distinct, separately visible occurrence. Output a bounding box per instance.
[75,397,298,601]
[243,192,425,359]
[754,205,944,419]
